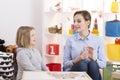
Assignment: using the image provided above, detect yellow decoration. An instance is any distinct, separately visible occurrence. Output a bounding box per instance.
[106,44,120,61]
[68,29,73,35]
[111,1,119,13]
[92,30,99,34]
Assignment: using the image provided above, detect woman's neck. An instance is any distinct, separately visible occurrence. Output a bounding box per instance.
[79,30,90,39]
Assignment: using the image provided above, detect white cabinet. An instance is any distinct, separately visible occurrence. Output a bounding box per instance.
[42,0,63,71]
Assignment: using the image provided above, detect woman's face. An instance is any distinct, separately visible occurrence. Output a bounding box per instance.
[30,29,36,47]
[73,14,89,33]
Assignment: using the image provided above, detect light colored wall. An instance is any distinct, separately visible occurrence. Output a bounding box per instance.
[0,0,43,51]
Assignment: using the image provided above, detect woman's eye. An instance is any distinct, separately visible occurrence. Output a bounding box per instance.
[77,21,81,23]
[74,20,81,23]
[73,20,75,23]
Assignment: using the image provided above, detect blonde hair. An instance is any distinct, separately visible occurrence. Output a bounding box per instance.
[16,26,35,48]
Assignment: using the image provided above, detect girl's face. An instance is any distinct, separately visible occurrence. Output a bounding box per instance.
[30,29,36,47]
[74,14,90,33]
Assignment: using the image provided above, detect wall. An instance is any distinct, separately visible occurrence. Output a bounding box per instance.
[0,0,43,51]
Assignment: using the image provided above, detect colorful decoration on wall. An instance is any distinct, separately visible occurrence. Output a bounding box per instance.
[92,18,99,36]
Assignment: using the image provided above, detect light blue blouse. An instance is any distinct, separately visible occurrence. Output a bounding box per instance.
[63,33,107,71]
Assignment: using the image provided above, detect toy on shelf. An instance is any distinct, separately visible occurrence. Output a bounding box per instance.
[105,0,120,37]
[111,0,119,13]
[54,2,61,12]
[48,25,62,34]
[106,44,120,61]
[68,24,78,35]
[46,63,61,71]
[49,2,62,12]
[46,44,59,55]
[115,38,120,44]
[92,18,99,36]
[105,19,120,37]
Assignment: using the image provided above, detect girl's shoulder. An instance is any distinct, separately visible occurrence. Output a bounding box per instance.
[16,48,32,55]
[16,47,29,51]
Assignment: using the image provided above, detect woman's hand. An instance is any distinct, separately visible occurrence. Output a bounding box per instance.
[73,51,88,64]
[80,51,89,60]
[86,46,95,60]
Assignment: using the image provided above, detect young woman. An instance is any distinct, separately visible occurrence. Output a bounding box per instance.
[16,26,48,80]
[63,10,106,80]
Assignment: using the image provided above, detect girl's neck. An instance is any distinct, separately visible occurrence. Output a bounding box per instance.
[28,45,35,49]
[79,30,90,39]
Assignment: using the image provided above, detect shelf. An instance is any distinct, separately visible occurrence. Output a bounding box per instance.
[45,33,62,37]
[45,54,62,64]
[45,54,60,57]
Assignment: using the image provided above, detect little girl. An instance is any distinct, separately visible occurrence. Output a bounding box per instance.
[16,26,48,80]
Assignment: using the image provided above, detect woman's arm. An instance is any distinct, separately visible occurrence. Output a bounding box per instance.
[96,39,107,69]
[63,38,88,69]
[63,39,74,69]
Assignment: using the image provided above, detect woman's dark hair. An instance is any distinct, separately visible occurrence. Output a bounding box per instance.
[73,10,91,28]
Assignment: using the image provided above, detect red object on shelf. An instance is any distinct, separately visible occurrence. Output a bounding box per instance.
[115,38,120,44]
[71,24,74,30]
[46,63,61,71]
[46,44,59,55]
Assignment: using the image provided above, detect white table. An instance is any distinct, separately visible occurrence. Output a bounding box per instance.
[22,71,92,80]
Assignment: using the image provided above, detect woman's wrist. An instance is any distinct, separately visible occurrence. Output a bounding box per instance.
[73,59,77,64]
[73,56,82,64]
